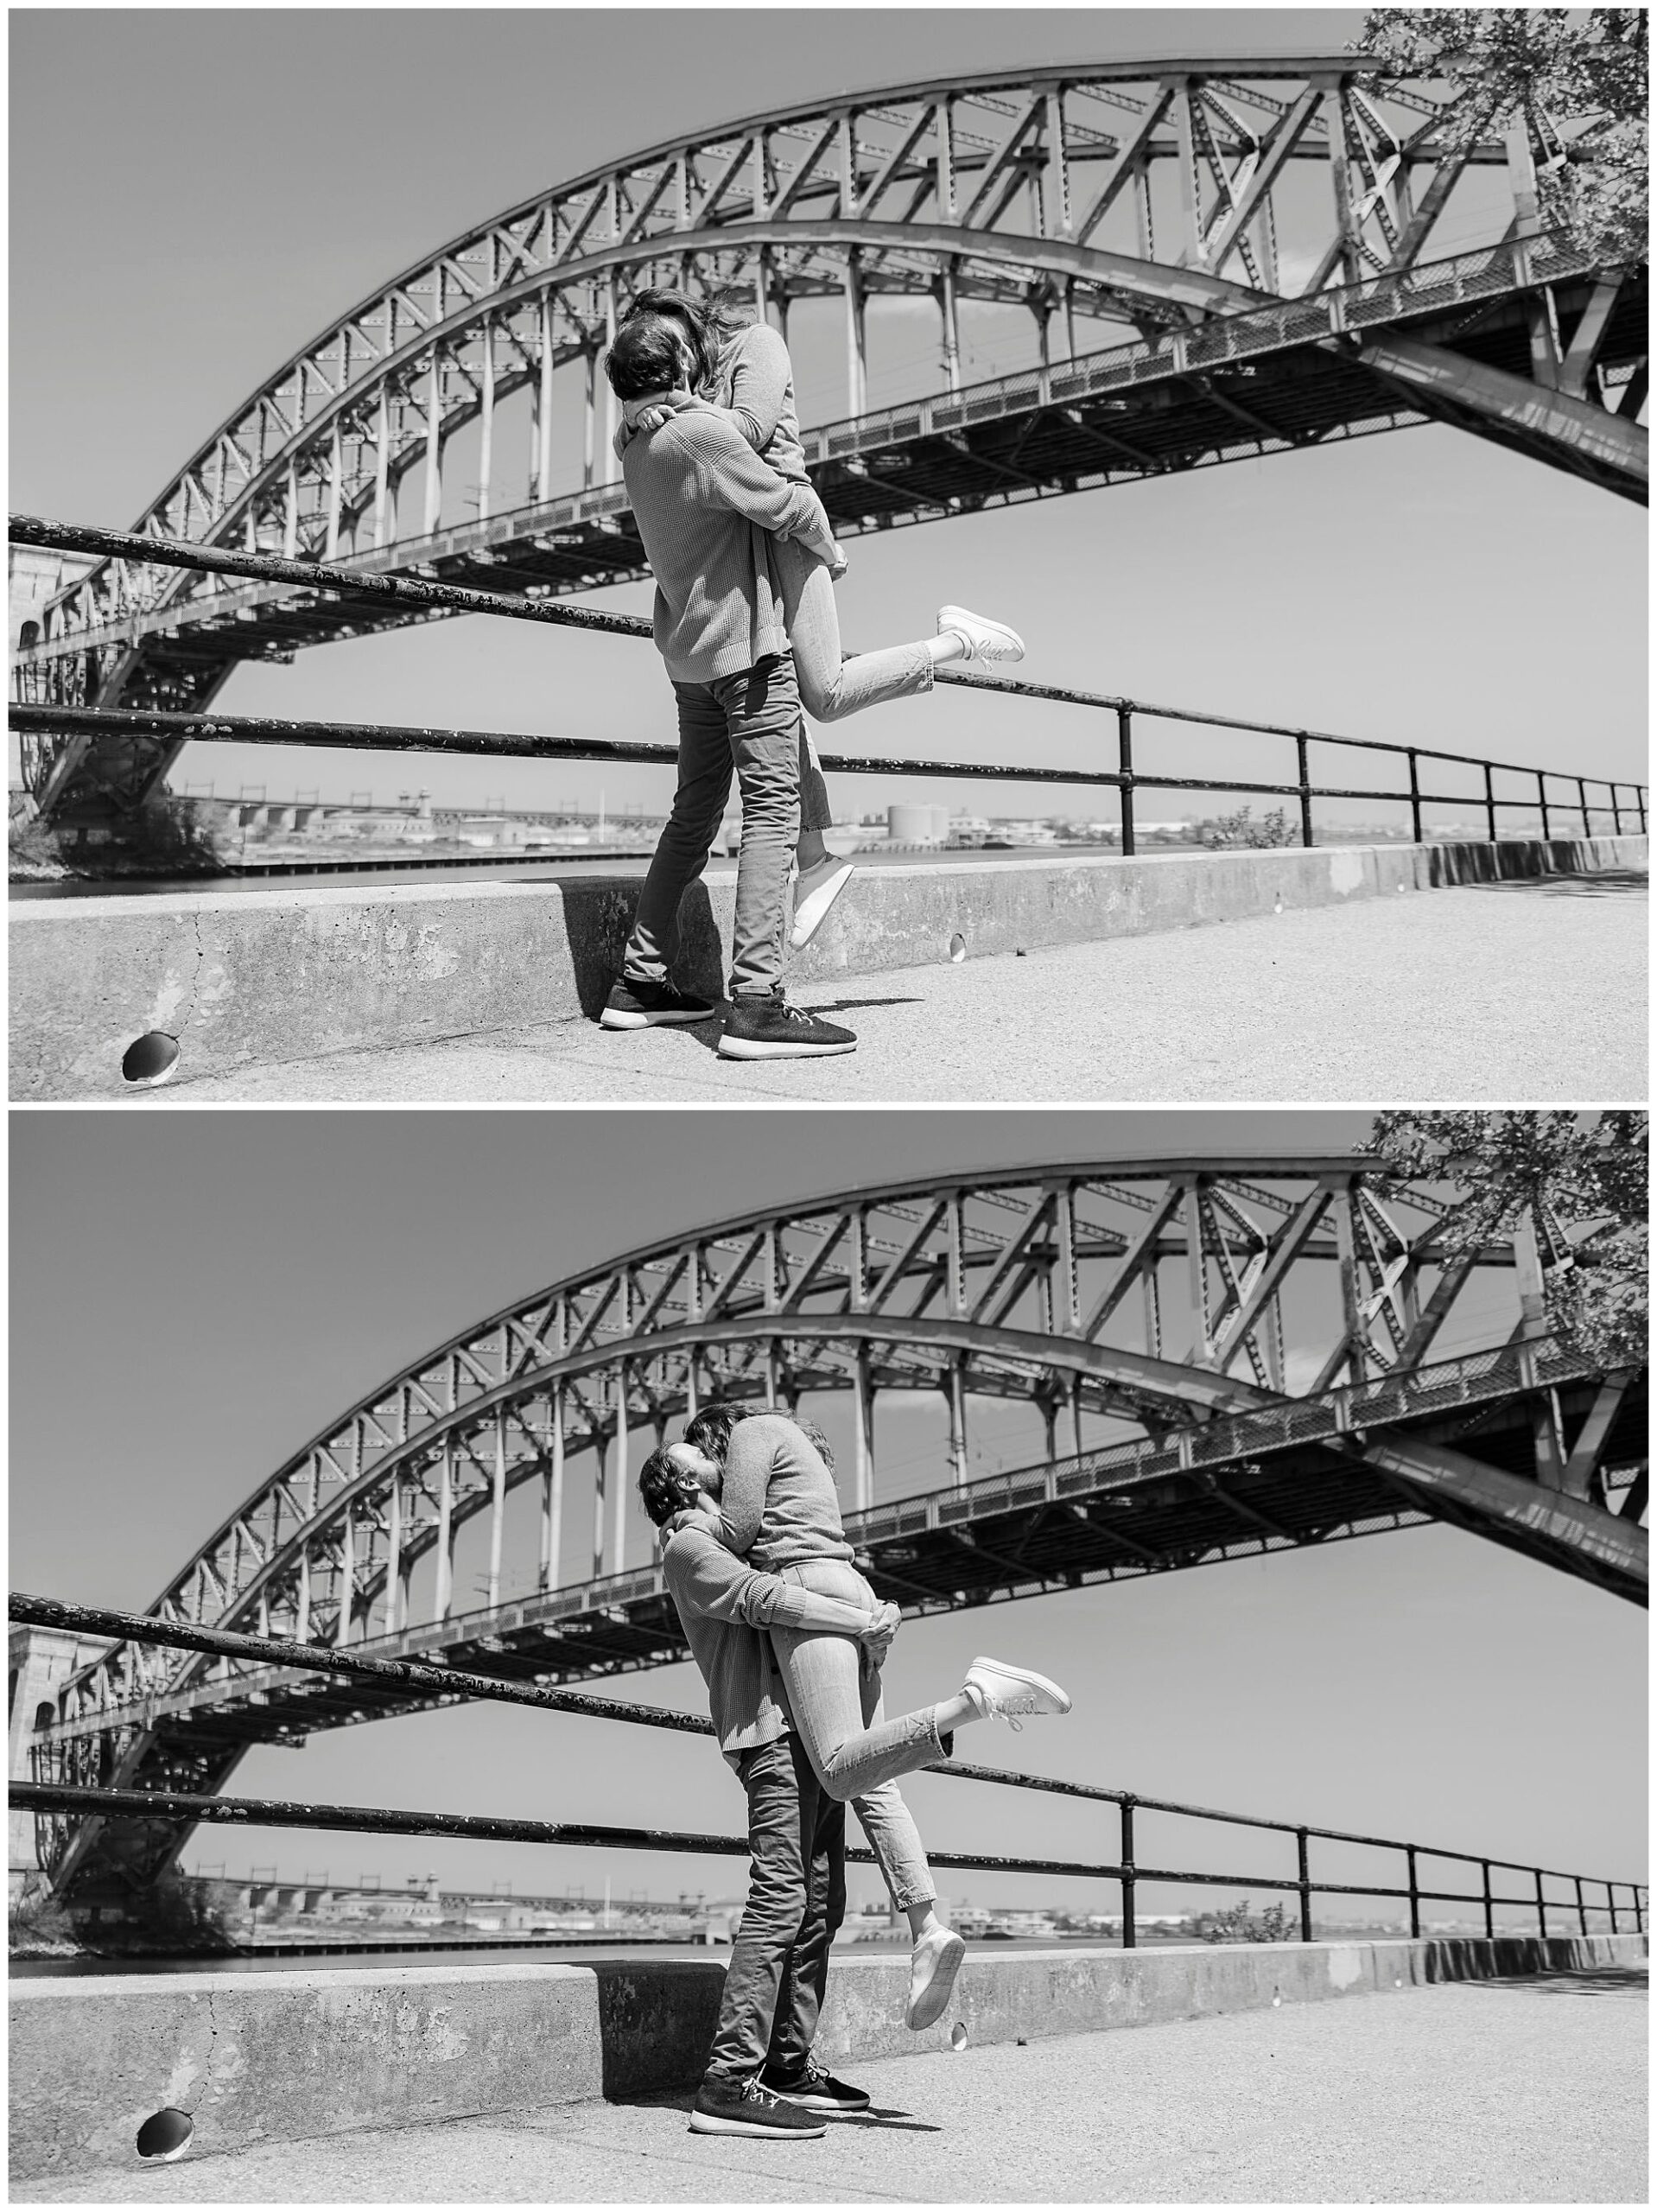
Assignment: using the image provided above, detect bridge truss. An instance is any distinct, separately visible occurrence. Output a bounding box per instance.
[28,1155,1647,1902]
[15,52,1647,825]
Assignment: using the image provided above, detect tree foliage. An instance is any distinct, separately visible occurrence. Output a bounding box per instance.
[1363,1111,1647,1367]
[1355,10,1648,263]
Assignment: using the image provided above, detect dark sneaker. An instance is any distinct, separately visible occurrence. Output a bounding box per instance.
[759,2053,872,2113]
[600,977,717,1030]
[688,2074,827,2138]
[718,997,857,1060]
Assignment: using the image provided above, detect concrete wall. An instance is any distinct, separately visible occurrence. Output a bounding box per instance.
[10,1933,1645,2180]
[10,835,1647,1099]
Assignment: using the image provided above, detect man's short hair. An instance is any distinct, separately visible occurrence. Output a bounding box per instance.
[605,315,686,403]
[638,1442,689,1528]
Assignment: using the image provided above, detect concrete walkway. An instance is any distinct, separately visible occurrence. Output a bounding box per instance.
[117,869,1646,1103]
[18,1964,1647,2203]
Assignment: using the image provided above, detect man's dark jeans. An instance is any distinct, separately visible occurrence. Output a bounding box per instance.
[703,1731,846,2083]
[622,653,803,1002]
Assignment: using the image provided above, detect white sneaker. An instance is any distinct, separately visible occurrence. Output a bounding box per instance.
[906,1922,967,2031]
[790,855,857,949]
[937,605,1025,666]
[963,1656,1071,1731]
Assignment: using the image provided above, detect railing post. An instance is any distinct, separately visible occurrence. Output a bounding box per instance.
[1296,734,1314,847]
[1406,1845,1420,1939]
[1607,1881,1618,1935]
[1574,1874,1586,1936]
[1578,776,1591,836]
[1484,763,1498,842]
[1535,769,1551,842]
[1482,1860,1494,1940]
[1115,707,1136,856]
[1635,1888,1644,1935]
[1407,750,1423,845]
[1635,788,1646,835]
[1533,1867,1546,1940]
[1609,784,1623,835]
[1120,1796,1137,1948]
[1296,1827,1312,1942]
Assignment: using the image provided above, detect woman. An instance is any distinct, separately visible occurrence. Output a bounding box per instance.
[651,1401,1071,2030]
[614,286,1025,946]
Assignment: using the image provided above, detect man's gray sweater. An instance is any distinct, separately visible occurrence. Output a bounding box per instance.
[621,409,835,684]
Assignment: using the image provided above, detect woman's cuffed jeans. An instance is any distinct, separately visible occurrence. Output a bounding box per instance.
[770,1559,945,1911]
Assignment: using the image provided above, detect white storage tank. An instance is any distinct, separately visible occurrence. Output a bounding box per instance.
[887,803,937,844]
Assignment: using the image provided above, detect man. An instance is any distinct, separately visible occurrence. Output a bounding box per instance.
[638,1437,901,2137]
[598,312,859,1061]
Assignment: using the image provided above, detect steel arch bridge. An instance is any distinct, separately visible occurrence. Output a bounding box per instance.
[28,1154,1647,1903]
[16,51,1647,826]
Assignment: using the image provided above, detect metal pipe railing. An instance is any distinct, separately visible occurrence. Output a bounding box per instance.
[10,1593,1646,1942]
[9,516,1647,849]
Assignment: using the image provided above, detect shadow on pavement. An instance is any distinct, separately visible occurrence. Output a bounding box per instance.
[1454,870,1649,899]
[616,2088,942,2133]
[1423,1936,1647,1986]
[1460,1966,1649,1999]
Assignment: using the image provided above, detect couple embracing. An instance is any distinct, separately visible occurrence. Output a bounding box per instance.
[638,1402,1070,2139]
[597,288,1026,1061]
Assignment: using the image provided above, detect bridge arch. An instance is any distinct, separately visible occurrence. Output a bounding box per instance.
[26,1154,1647,1898]
[30,54,1533,664]
[20,52,1644,836]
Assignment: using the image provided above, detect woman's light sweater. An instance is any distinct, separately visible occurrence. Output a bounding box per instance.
[718,1413,855,1573]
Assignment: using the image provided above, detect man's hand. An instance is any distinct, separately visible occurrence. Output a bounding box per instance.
[826,541,849,582]
[858,1599,902,1675]
[624,388,697,435]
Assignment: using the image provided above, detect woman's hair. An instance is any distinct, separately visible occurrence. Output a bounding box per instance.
[638,1441,692,1529]
[682,1400,837,1473]
[604,313,689,403]
[682,1400,753,1463]
[619,284,755,391]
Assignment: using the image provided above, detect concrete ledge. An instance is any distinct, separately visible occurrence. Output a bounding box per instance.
[10,1933,1645,2179]
[10,835,1647,1099]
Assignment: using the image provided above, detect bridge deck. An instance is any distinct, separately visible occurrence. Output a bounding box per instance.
[18,254,1643,696]
[130,1363,1643,1760]
[16,1965,1647,2204]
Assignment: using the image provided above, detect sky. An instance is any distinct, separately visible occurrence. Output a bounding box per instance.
[9,7,1647,834]
[10,1109,1647,1919]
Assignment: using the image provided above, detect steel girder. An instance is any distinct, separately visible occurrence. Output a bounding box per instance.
[29,1154,1647,1898]
[22,50,1628,823]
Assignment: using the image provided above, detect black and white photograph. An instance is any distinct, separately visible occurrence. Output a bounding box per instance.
[7,6,1646,1104]
[6,4,1649,2209]
[8,1108,1648,2199]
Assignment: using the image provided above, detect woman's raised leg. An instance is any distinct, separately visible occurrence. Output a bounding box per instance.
[776,540,936,722]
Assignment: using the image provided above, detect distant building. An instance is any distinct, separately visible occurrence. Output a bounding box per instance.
[10,548,97,654]
[9,1624,113,1899]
